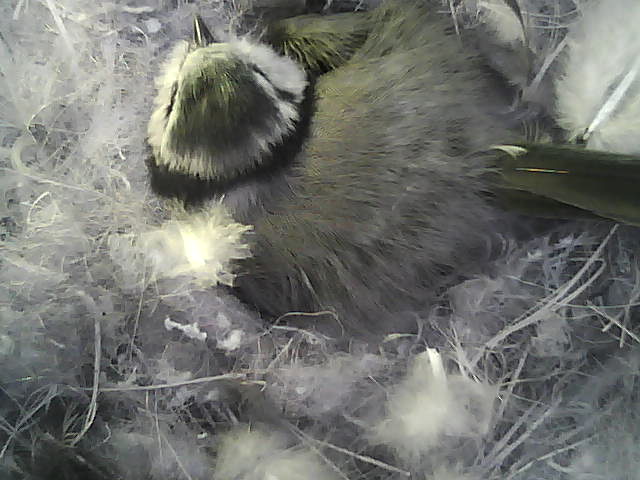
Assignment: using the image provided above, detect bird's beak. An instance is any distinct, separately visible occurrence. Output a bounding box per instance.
[193,14,217,47]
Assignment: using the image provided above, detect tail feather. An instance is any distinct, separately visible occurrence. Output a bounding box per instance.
[493,143,640,226]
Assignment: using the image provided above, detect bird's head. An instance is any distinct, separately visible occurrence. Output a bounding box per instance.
[148,15,308,182]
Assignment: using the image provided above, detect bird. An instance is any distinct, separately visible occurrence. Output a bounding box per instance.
[146,0,640,334]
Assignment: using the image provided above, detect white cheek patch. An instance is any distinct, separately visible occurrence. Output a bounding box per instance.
[147,41,190,158]
[251,70,300,129]
[231,38,308,102]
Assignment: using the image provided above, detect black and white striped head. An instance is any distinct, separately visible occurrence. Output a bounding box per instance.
[148,16,308,182]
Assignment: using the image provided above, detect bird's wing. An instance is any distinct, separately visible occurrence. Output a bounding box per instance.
[264,13,370,74]
[493,143,640,225]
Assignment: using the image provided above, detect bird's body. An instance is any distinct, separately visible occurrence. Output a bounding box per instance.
[148,0,523,332]
[147,0,640,333]
[230,2,524,331]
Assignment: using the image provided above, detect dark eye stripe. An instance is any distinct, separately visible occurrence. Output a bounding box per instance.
[165,65,297,120]
[250,65,297,103]
[166,82,178,118]
[251,64,269,80]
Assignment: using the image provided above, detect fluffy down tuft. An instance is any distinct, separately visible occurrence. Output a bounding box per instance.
[109,200,252,287]
[555,0,640,153]
[372,349,497,465]
[214,427,339,480]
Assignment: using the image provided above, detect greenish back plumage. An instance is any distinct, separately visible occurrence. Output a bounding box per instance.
[234,1,523,332]
[265,13,370,74]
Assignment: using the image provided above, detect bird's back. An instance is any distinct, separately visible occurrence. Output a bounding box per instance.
[234,1,523,333]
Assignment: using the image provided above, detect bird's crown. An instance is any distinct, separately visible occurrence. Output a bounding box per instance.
[148,15,308,181]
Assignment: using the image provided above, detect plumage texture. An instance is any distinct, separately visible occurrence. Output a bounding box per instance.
[231,0,523,333]
[148,0,640,337]
[148,2,640,339]
[265,13,370,73]
[494,144,640,226]
[456,0,640,228]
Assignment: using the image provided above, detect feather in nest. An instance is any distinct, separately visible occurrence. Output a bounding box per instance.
[555,0,640,154]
